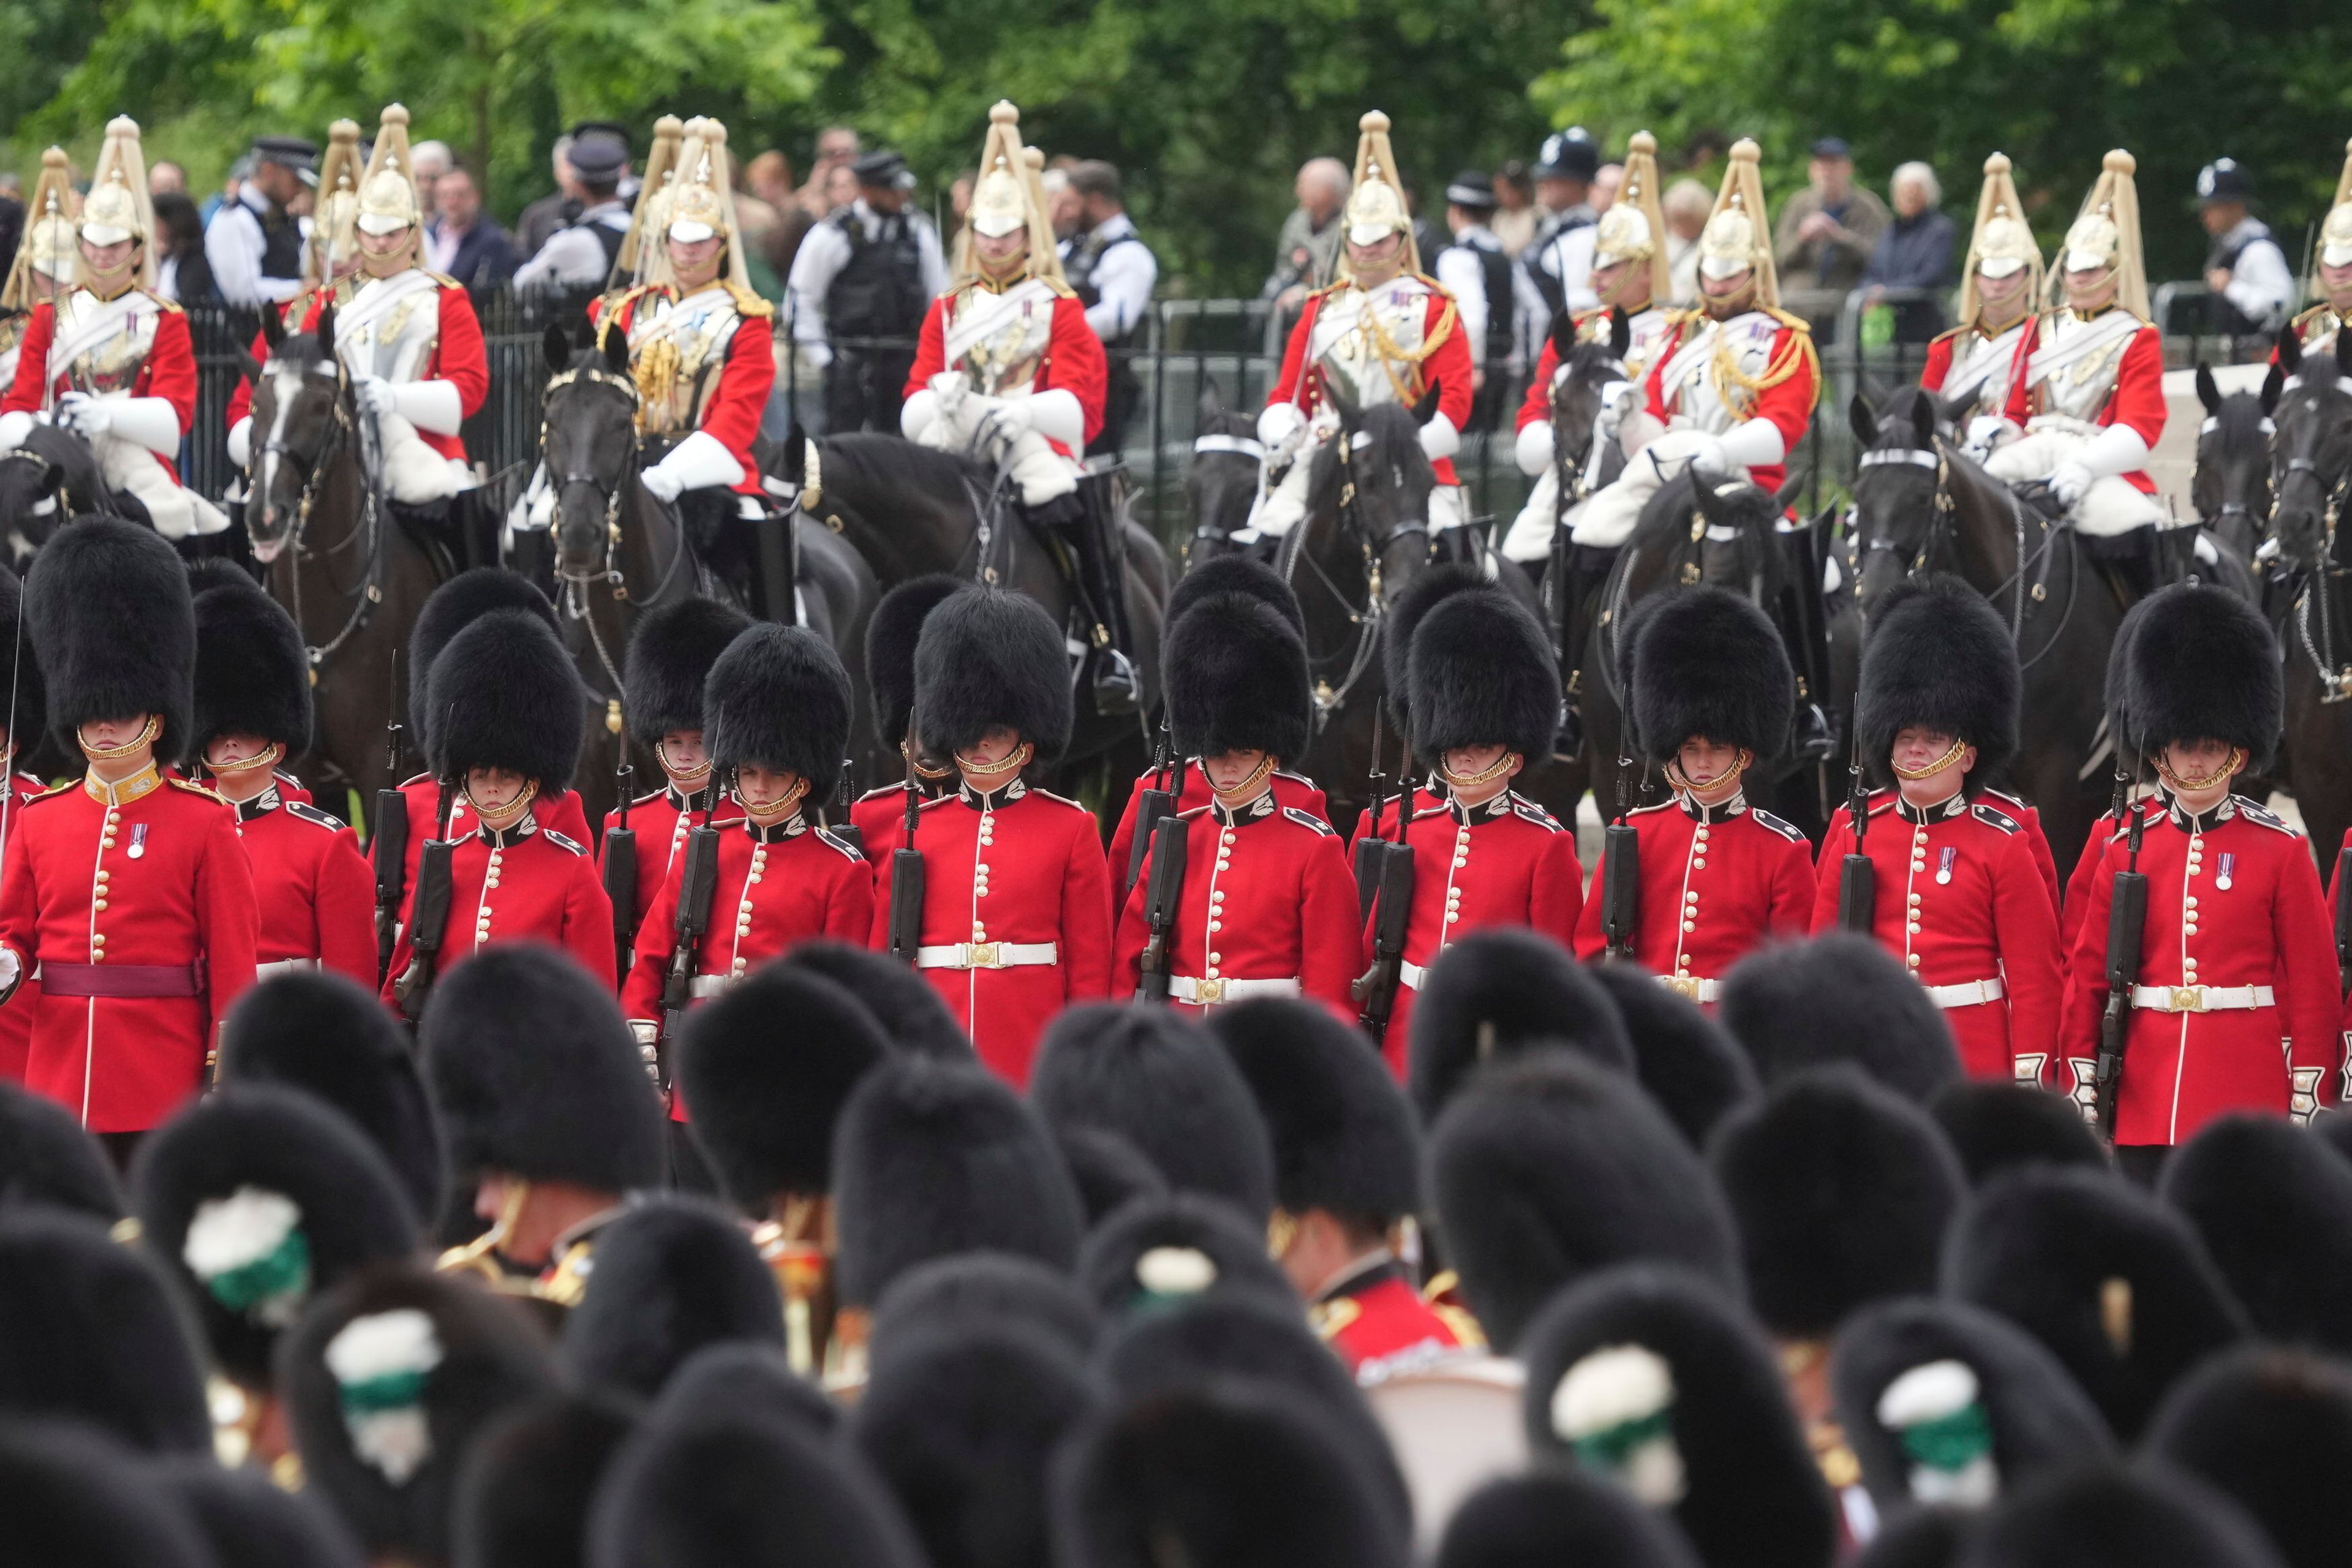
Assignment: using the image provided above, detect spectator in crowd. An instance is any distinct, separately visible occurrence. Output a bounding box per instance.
[788,149,946,436]
[1262,156,1349,307]
[151,191,216,306]
[203,156,247,227]
[513,130,630,294]
[1861,161,1957,342]
[744,149,815,276]
[1664,176,1711,304]
[1591,162,1624,213]
[949,169,976,222]
[823,162,859,213]
[1491,159,1537,257]
[1061,159,1158,454]
[1773,135,1891,337]
[424,164,519,293]
[0,172,20,201]
[1436,170,1515,433]
[1520,129,1600,329]
[2198,157,2294,336]
[409,139,453,217]
[1532,127,1600,230]
[148,160,187,197]
[206,134,317,306]
[798,126,862,220]
[514,135,578,260]
[1041,167,1079,241]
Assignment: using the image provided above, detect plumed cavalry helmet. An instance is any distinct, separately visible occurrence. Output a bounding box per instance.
[79,118,156,268]
[955,101,1064,284]
[1961,152,2044,324]
[1593,130,1673,304]
[1340,110,1419,274]
[1696,139,1777,306]
[617,113,687,289]
[356,104,424,247]
[2320,138,2352,273]
[308,119,364,284]
[665,117,755,291]
[2,148,79,306]
[2055,148,2150,320]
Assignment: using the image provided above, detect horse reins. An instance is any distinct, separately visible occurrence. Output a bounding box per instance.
[264,360,386,673]
[1277,425,1425,727]
[1857,439,2075,672]
[2278,453,2352,702]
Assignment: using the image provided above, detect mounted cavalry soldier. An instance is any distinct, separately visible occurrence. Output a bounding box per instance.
[900,103,1133,715]
[0,118,230,543]
[1253,111,1475,548]
[2283,138,2352,358]
[1983,151,2174,598]
[1920,153,2043,440]
[0,149,78,391]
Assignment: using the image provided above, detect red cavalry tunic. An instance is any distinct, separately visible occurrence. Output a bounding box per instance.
[868,777,1114,1087]
[2062,796,2341,1146]
[2000,311,2165,496]
[622,809,874,1120]
[1265,278,1474,486]
[601,785,744,933]
[903,279,1107,457]
[1112,793,1359,1018]
[1640,307,1818,497]
[0,772,259,1131]
[1106,763,1329,909]
[1811,791,2063,1084]
[590,284,776,497]
[380,814,614,1006]
[1311,1255,1481,1385]
[1572,793,1813,996]
[224,290,325,434]
[233,783,377,987]
[1,292,197,484]
[1376,793,1586,1079]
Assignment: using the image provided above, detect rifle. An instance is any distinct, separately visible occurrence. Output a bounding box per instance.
[1599,747,1640,961]
[657,802,723,1094]
[1836,720,1875,935]
[886,752,927,966]
[372,707,409,984]
[393,780,457,1022]
[1353,706,1393,921]
[2094,791,2150,1139]
[756,508,799,626]
[2338,845,2352,998]
[1353,840,1416,1042]
[828,758,863,856]
[1126,712,1178,896]
[1133,812,1188,1002]
[604,760,639,984]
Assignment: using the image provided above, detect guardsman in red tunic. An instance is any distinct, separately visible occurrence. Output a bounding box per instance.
[850,575,963,862]
[0,521,258,1148]
[0,567,45,1082]
[1372,576,1583,1078]
[1114,586,1357,1016]
[1254,111,1476,547]
[1920,153,2042,454]
[1811,576,2062,1084]
[1575,589,1812,994]
[1210,997,1482,1384]
[603,597,752,941]
[382,609,614,1013]
[189,565,375,987]
[869,589,1113,1086]
[0,118,228,541]
[2062,587,2341,1181]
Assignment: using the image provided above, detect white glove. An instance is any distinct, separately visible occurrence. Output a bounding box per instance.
[979,398,1033,449]
[0,410,32,453]
[2073,421,2152,481]
[1514,419,1555,477]
[227,415,253,470]
[1961,415,2019,461]
[1716,416,1787,472]
[643,429,744,501]
[55,392,110,439]
[0,944,18,1001]
[390,379,464,437]
[641,465,686,503]
[1256,401,1306,450]
[355,375,396,419]
[1595,380,1637,440]
[1026,388,1085,451]
[2049,461,2094,511]
[1418,412,1461,463]
[1678,431,1731,478]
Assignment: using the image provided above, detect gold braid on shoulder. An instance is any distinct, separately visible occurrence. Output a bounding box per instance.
[1709,319,1819,418]
[1358,293,1460,405]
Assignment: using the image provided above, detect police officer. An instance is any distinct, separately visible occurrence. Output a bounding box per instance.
[205,133,316,308]
[512,127,633,293]
[1433,170,1515,434]
[2196,157,2293,338]
[1517,127,1602,333]
[788,149,946,436]
[1059,160,1158,455]
[603,596,752,939]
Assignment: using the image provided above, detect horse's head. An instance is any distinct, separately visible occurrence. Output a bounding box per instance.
[2269,326,2352,570]
[1316,382,1438,612]
[243,301,350,564]
[0,423,86,565]
[1682,467,1798,600]
[1183,378,1264,552]
[1545,307,1634,483]
[540,320,641,582]
[2190,362,2277,551]
[1846,385,1961,615]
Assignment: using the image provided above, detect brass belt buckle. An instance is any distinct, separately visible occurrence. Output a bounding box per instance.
[967,942,1001,970]
[1664,975,1702,1000]
[2170,985,2207,1013]
[1194,976,1226,1004]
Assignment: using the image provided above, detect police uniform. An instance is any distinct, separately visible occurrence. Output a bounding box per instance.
[224,119,366,470]
[1920,153,2043,441]
[786,150,946,435]
[1814,578,2061,1083]
[0,521,259,1134]
[1574,589,1814,993]
[869,589,1112,1085]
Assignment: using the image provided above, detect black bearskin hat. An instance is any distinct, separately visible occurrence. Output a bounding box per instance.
[678,962,889,1205]
[0,1205,211,1453]
[1856,574,2018,794]
[1436,1469,1707,1568]
[1519,1264,1836,1568]
[451,1389,637,1568]
[1709,1067,1966,1342]
[1585,962,1759,1148]
[779,939,974,1060]
[1031,1003,1275,1222]
[1628,587,1795,765]
[622,595,752,748]
[0,1076,124,1220]
[1050,1380,1409,1568]
[1831,1296,2112,1519]
[1429,1055,1744,1353]
[426,609,585,788]
[1929,1080,2110,1189]
[420,944,663,1194]
[0,1422,216,1568]
[405,567,556,747]
[1719,933,1962,1101]
[25,517,194,761]
[832,1055,1085,1308]
[192,563,312,755]
[1076,1191,1298,1319]
[0,562,46,755]
[867,574,965,749]
[1407,581,1560,764]
[132,1085,421,1389]
[1382,563,1483,733]
[279,1265,560,1566]
[2159,1113,2352,1354]
[914,588,1073,763]
[1165,553,1305,640]
[1951,1460,2285,1568]
[1942,1165,2247,1441]
[159,1454,366,1568]
[562,1197,783,1400]
[1409,927,1635,1122]
[1164,590,1311,764]
[1208,996,1422,1226]
[704,622,851,799]
[2122,584,2283,771]
[2146,1345,2352,1568]
[654,1340,839,1437]
[870,1251,1102,1372]
[1055,1123,1170,1224]
[219,968,447,1221]
[851,1322,1103,1568]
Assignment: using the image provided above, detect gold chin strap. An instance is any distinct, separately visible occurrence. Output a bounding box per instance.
[742,775,809,823]
[1210,754,1278,807]
[437,1181,529,1281]
[2152,747,2244,794]
[207,741,286,777]
[1664,749,1751,794]
[1266,1208,1299,1261]
[904,740,954,783]
[466,778,541,831]
[655,739,713,784]
[79,714,160,761]
[1890,737,1969,782]
[1437,750,1520,791]
[957,739,1033,777]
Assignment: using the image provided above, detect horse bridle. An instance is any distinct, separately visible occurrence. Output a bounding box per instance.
[0,450,65,527]
[1278,424,1429,726]
[1855,439,2073,669]
[1549,350,1630,520]
[2277,451,2352,702]
[260,361,385,671]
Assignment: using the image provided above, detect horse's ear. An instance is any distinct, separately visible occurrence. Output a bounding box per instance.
[314,301,334,350]
[2277,323,2303,374]
[1774,464,1813,515]
[2336,323,2352,381]
[1608,306,1630,360]
[1847,393,1877,450]
[1688,466,1728,527]
[257,307,284,351]
[2195,363,2221,416]
[1548,309,1575,366]
[1409,383,1441,427]
[2261,363,2285,417]
[1908,390,1935,450]
[1325,377,1363,429]
[602,321,631,379]
[543,322,571,374]
[1936,391,1975,428]
[781,423,807,484]
[238,349,265,383]
[1196,377,1223,423]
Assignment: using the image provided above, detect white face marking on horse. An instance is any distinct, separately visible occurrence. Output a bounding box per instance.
[252,363,308,558]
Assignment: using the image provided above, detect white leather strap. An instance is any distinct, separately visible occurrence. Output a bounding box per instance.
[1399,959,1428,992]
[916,941,1058,970]
[1922,977,2005,1009]
[1193,433,1265,460]
[2130,983,2274,1013]
[1167,974,1302,1005]
[689,973,736,1000]
[254,958,320,979]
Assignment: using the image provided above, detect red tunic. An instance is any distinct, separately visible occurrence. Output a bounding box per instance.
[2062,797,2341,1146]
[380,815,616,1008]
[1106,763,1329,910]
[1979,788,2060,914]
[867,778,1114,1087]
[622,811,874,1120]
[1572,793,1813,995]
[394,774,594,900]
[0,774,259,1131]
[590,284,776,496]
[851,782,952,865]
[1919,319,2037,400]
[1810,791,2062,1084]
[903,282,1107,456]
[601,785,744,933]
[1112,794,1359,1019]
[234,784,377,987]
[1,292,197,484]
[1311,1256,1480,1385]
[2000,314,2165,495]
[1376,793,1586,1079]
[1265,281,1474,487]
[2061,797,2169,951]
[1640,308,1817,497]
[0,772,56,1082]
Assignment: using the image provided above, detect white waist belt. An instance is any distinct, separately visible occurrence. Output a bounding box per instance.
[1657,973,1723,1003]
[1169,975,1300,1005]
[1922,977,2005,1009]
[916,941,1058,971]
[255,958,320,979]
[689,974,736,1000]
[1399,960,1427,991]
[2130,984,2274,1014]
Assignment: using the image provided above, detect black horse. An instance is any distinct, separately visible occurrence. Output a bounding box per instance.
[1182,379,1264,561]
[0,422,140,565]
[2268,326,2352,883]
[2191,361,2282,565]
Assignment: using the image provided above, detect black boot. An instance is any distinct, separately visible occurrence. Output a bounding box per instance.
[2165,523,2205,586]
[1553,548,1618,763]
[1031,492,1139,717]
